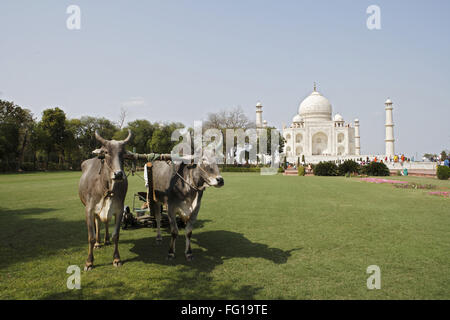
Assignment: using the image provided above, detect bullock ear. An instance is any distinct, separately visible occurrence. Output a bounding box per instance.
[92,148,107,159]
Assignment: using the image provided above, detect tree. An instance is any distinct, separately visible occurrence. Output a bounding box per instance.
[423,153,437,161]
[148,122,185,154]
[338,160,361,176]
[77,116,119,160]
[0,100,34,171]
[204,107,257,163]
[64,118,84,169]
[40,108,67,167]
[441,150,448,160]
[114,119,157,154]
[27,122,50,170]
[117,107,128,129]
[203,106,255,130]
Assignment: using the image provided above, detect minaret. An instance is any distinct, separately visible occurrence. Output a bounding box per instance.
[256,101,263,128]
[354,118,360,155]
[384,98,395,156]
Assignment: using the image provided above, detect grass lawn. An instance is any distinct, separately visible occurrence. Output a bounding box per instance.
[0,171,448,299]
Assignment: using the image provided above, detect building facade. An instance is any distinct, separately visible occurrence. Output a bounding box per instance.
[281,86,359,163]
[254,85,398,164]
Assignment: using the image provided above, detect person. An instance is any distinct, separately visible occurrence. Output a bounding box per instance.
[445,157,450,167]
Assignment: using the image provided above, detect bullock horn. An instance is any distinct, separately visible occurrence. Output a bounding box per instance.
[95,131,107,145]
[122,129,132,144]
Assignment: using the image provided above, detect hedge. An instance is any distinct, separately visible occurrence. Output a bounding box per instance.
[313,161,338,176]
[298,166,305,176]
[436,165,450,180]
[361,162,390,176]
[337,160,360,176]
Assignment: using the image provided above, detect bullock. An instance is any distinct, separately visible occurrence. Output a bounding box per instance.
[78,130,132,271]
[150,153,224,261]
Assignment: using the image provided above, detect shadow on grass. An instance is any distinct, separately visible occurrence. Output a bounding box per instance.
[0,207,86,269]
[42,275,262,300]
[1,207,298,299]
[124,230,301,273]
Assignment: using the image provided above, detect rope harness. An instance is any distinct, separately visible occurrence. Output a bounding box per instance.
[97,155,119,214]
[175,163,212,192]
[97,151,211,210]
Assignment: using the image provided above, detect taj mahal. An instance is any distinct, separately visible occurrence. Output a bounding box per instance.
[281,84,361,161]
[254,84,436,174]
[255,83,407,166]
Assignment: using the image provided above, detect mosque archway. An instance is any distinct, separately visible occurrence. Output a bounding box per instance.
[337,133,344,143]
[337,146,345,155]
[312,132,328,155]
[286,146,291,156]
[296,146,303,156]
[296,134,303,143]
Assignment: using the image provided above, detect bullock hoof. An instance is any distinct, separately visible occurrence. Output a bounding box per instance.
[94,243,102,249]
[167,253,175,261]
[113,259,122,267]
[84,263,94,271]
[185,254,194,262]
[104,240,112,246]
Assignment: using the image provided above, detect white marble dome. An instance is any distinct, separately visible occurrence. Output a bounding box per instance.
[298,90,332,121]
[292,114,303,123]
[334,113,344,121]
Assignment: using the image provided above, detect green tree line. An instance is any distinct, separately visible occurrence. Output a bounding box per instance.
[0,99,184,172]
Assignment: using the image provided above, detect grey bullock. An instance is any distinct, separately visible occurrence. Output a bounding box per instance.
[151,154,224,260]
[78,130,132,271]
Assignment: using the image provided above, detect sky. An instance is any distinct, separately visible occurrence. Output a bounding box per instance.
[0,0,449,157]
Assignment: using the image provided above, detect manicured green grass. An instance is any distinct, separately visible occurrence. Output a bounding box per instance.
[0,171,448,299]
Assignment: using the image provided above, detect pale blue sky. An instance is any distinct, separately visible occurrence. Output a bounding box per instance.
[1,0,449,157]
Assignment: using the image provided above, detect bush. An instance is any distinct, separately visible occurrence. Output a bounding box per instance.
[337,160,360,176]
[436,165,450,180]
[20,162,36,172]
[219,166,260,173]
[298,166,305,176]
[313,161,338,176]
[361,162,390,176]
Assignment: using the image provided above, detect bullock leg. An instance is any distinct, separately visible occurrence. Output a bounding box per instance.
[112,206,124,267]
[94,216,102,249]
[184,221,194,261]
[104,222,111,245]
[151,201,162,244]
[167,205,178,260]
[185,207,199,261]
[85,207,96,271]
